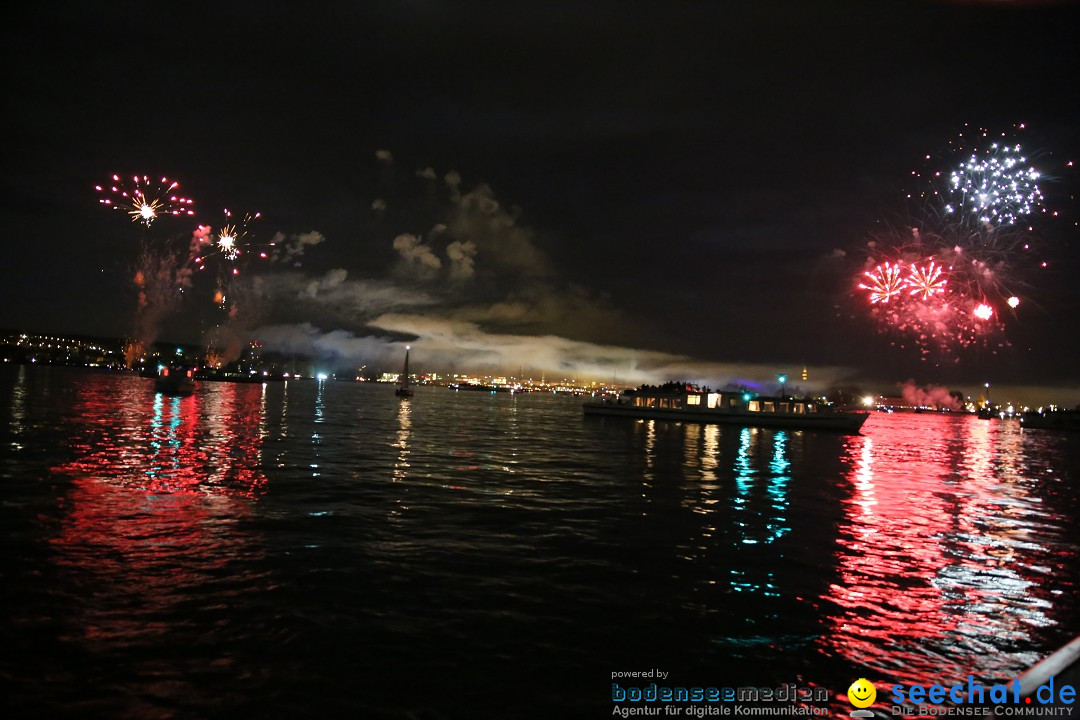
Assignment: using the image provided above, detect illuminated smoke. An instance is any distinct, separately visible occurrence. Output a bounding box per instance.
[268,230,326,266]
[127,244,192,366]
[392,233,442,274]
[446,240,477,281]
[253,317,854,390]
[899,380,962,411]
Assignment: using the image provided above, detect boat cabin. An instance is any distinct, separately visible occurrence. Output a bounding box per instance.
[623,385,819,415]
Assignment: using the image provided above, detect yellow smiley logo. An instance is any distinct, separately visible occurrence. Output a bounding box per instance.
[848,678,876,708]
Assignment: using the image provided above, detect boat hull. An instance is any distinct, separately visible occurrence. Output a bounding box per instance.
[1020,411,1080,431]
[154,377,195,396]
[582,401,868,433]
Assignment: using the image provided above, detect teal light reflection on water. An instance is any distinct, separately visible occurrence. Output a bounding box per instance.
[728,427,792,597]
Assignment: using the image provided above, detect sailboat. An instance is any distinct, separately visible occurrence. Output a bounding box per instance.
[395,346,414,398]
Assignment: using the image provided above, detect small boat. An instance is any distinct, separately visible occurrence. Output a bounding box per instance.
[1020,409,1080,432]
[583,383,868,434]
[154,364,196,396]
[394,346,414,398]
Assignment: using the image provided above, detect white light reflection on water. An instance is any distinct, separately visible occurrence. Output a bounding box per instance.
[7,364,27,450]
[391,398,412,517]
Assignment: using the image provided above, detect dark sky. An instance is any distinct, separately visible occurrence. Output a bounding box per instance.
[3,1,1078,398]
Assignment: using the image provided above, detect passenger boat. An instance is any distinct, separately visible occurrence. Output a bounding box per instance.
[154,364,196,396]
[448,383,505,392]
[582,383,869,433]
[394,346,414,398]
[1020,409,1080,432]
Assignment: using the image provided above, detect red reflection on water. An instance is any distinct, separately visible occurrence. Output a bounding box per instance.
[50,475,256,642]
[54,379,268,498]
[820,429,955,670]
[818,413,1068,690]
[47,378,269,659]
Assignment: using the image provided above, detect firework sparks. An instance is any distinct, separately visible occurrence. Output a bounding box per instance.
[217,226,240,260]
[904,260,947,300]
[946,142,1043,227]
[854,123,1066,358]
[853,227,1011,355]
[95,174,195,227]
[191,209,262,270]
[858,263,904,304]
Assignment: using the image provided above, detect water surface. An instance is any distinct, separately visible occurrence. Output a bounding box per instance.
[2,366,1077,718]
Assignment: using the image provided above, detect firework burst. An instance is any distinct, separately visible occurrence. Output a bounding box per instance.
[191,209,264,271]
[853,122,1067,359]
[188,209,267,311]
[858,262,904,304]
[945,141,1043,227]
[904,260,947,300]
[95,174,195,227]
[854,226,1016,356]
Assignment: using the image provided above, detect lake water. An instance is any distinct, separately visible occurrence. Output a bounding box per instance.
[2,366,1078,718]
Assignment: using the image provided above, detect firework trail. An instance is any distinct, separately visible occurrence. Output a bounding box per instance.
[95,174,195,227]
[185,210,269,366]
[125,243,193,367]
[203,275,267,366]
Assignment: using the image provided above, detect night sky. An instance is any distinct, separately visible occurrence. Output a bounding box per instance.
[3,1,1079,403]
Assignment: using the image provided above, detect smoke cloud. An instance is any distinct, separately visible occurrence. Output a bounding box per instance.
[253,312,852,390]
[899,380,962,410]
[127,244,192,366]
[445,239,477,282]
[225,158,863,390]
[392,233,442,276]
[269,230,326,266]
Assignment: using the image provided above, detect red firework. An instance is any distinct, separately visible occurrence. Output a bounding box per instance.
[904,260,947,300]
[858,262,904,304]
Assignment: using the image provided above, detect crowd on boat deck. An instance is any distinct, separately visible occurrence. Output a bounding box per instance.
[632,382,713,394]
